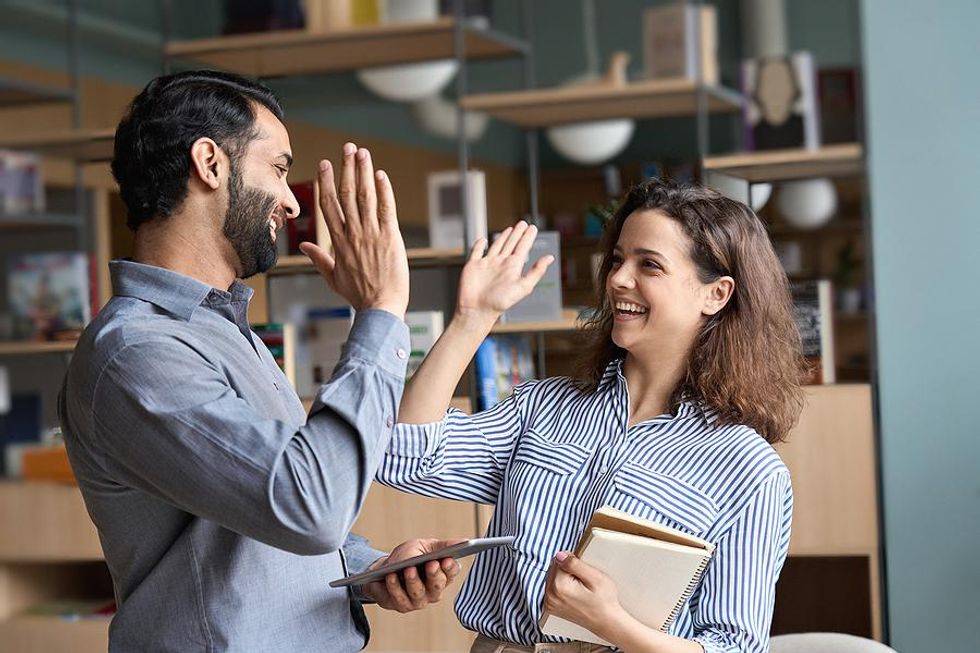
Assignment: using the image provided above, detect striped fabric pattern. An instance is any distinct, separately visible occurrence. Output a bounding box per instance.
[378,359,792,653]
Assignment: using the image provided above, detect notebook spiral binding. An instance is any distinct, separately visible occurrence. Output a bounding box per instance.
[660,555,713,632]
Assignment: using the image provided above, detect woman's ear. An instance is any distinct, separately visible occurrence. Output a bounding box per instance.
[189,137,223,191]
[702,276,735,316]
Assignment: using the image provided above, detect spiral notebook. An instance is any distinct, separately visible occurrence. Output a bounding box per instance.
[539,505,715,645]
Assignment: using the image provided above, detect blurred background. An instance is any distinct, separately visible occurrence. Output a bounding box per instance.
[0,1,976,651]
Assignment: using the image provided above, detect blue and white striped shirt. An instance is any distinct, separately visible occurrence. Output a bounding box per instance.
[378,359,792,653]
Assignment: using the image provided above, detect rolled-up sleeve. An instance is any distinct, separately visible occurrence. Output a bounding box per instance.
[691,471,793,653]
[376,381,536,504]
[91,309,409,556]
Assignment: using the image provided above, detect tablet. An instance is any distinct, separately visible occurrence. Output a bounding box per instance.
[329,536,515,588]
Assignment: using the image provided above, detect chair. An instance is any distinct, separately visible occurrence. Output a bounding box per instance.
[770,633,898,653]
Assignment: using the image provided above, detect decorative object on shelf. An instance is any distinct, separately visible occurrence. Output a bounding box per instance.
[0,149,44,214]
[642,1,718,85]
[356,0,458,102]
[777,177,838,230]
[7,252,94,341]
[791,279,836,384]
[282,181,318,255]
[0,392,41,476]
[0,365,8,415]
[474,334,535,411]
[773,240,803,276]
[706,170,773,211]
[546,0,634,165]
[742,52,821,151]
[253,322,298,387]
[438,0,492,27]
[818,68,860,145]
[427,169,488,249]
[223,0,305,34]
[305,306,355,396]
[411,94,490,142]
[405,310,445,378]
[501,231,562,323]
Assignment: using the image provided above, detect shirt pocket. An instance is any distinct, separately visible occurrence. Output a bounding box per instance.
[511,429,592,476]
[611,462,719,536]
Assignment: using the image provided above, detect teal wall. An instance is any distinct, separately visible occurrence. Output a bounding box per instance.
[861,1,980,651]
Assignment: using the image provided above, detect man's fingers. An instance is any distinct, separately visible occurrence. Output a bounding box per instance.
[400,566,429,609]
[355,147,378,233]
[384,572,414,613]
[468,237,487,262]
[338,142,361,237]
[486,226,513,257]
[316,160,345,241]
[298,242,336,279]
[375,169,399,231]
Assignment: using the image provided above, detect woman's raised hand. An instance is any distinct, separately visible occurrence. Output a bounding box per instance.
[455,221,554,326]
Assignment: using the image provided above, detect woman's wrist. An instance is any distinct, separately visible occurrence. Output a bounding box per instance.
[451,308,499,335]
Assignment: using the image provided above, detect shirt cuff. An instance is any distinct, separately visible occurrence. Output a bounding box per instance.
[343,309,411,379]
[387,420,444,458]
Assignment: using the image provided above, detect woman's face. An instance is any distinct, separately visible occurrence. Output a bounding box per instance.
[605,209,729,359]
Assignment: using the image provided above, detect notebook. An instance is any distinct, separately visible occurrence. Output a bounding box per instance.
[539,505,715,645]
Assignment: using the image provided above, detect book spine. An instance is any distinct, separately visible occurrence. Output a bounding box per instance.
[661,555,713,632]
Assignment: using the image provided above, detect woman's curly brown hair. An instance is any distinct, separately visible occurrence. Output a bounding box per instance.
[576,178,807,443]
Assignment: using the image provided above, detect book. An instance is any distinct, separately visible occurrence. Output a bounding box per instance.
[539,505,715,645]
[404,310,444,378]
[304,306,355,396]
[791,279,835,384]
[6,252,93,341]
[473,335,535,411]
[500,231,563,323]
[427,169,488,250]
[0,149,44,214]
[253,322,298,388]
[643,3,718,85]
[742,52,822,151]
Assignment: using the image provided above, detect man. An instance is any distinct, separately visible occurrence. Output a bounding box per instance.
[59,70,460,652]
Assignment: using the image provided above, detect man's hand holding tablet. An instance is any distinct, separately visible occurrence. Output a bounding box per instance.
[332,537,515,613]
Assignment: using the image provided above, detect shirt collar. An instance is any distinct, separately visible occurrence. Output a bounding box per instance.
[604,356,717,426]
[110,259,254,321]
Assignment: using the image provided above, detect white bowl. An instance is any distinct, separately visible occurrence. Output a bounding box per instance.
[357,60,459,103]
[546,119,635,165]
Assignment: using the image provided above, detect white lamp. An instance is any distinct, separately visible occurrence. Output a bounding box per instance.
[546,119,635,165]
[356,0,457,102]
[776,178,838,229]
[411,94,490,142]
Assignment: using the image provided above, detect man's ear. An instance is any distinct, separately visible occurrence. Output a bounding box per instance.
[189,138,223,190]
[702,276,735,316]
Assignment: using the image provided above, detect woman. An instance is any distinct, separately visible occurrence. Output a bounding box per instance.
[378,179,805,653]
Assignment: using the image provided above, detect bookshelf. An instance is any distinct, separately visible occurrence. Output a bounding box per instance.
[0,76,71,108]
[270,247,467,275]
[0,341,77,356]
[165,18,527,77]
[460,79,742,127]
[491,308,581,334]
[0,128,115,163]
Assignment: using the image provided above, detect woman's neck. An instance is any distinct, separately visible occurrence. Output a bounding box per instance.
[622,347,690,427]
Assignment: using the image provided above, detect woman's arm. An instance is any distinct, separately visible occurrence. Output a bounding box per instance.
[398,221,554,424]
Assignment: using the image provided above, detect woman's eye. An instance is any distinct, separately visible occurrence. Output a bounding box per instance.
[643,260,661,270]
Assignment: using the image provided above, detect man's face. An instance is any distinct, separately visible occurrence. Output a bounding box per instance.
[222,105,299,279]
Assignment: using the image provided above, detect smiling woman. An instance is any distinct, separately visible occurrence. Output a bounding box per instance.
[376,177,808,653]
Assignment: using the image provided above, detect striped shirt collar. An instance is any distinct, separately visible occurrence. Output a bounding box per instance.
[603,356,719,426]
[110,259,253,322]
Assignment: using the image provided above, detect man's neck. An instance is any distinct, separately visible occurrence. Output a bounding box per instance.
[132,206,238,290]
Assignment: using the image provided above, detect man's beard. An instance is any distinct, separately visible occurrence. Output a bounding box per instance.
[223,162,280,279]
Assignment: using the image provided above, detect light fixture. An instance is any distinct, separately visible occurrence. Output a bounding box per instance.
[547,119,635,165]
[411,94,489,142]
[777,178,838,229]
[356,0,457,103]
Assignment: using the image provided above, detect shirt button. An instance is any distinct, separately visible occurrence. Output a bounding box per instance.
[396,348,407,360]
[385,416,394,428]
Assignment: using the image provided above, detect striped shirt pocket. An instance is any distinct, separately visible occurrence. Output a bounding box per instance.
[511,430,591,475]
[612,462,719,535]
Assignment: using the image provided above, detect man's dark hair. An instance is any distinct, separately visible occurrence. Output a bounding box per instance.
[111,70,284,230]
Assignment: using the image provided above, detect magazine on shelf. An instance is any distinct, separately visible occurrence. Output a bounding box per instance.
[791,279,835,384]
[6,252,93,341]
[474,335,536,411]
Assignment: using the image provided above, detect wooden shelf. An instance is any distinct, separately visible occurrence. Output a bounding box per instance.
[270,247,466,274]
[0,128,114,163]
[0,616,109,652]
[0,77,71,108]
[165,18,526,77]
[0,341,78,356]
[0,212,84,230]
[0,482,103,561]
[460,79,742,128]
[491,308,581,334]
[703,144,864,183]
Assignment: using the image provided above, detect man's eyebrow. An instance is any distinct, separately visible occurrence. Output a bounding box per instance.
[276,152,294,168]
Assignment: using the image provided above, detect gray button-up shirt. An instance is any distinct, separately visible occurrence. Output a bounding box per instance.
[59,260,410,652]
